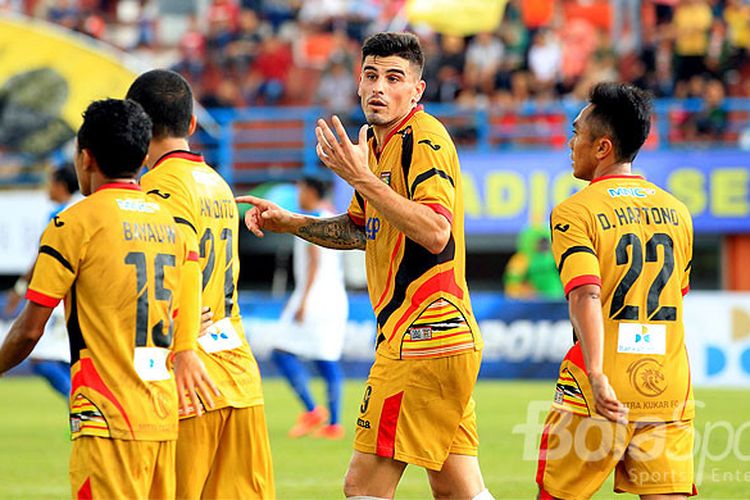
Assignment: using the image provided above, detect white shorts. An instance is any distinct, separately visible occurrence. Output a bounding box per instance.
[31,304,70,362]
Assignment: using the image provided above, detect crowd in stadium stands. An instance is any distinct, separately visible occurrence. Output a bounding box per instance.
[4,0,749,142]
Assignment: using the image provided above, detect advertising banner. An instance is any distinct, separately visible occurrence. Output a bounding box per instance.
[334,150,750,235]
[4,291,748,387]
[242,291,750,387]
[0,191,52,273]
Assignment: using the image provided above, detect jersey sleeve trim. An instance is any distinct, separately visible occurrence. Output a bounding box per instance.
[557,245,597,273]
[348,210,365,227]
[39,245,75,273]
[409,168,455,197]
[424,203,453,224]
[682,285,690,296]
[25,289,61,308]
[564,275,602,296]
[174,216,198,234]
[187,251,199,262]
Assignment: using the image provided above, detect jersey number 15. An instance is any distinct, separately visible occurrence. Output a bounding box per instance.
[125,251,175,348]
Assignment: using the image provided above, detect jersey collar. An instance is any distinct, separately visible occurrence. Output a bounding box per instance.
[96,182,141,192]
[152,150,204,169]
[372,105,423,160]
[590,174,645,184]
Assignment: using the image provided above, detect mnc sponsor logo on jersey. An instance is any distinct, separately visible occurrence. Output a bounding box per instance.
[608,187,657,198]
[365,217,380,240]
[116,198,160,213]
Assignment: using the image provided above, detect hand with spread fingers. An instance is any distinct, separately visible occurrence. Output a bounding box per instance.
[235,194,299,237]
[315,115,372,187]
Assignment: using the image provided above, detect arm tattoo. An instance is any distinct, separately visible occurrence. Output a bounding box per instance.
[296,214,366,250]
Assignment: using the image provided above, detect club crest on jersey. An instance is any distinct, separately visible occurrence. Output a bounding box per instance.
[608,187,656,198]
[380,172,391,186]
[365,217,380,240]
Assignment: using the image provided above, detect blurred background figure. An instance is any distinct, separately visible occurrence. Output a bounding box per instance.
[683,78,729,142]
[503,225,563,300]
[271,177,349,440]
[2,165,81,399]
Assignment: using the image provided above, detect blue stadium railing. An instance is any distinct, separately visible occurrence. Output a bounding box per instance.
[3,98,750,187]
[196,98,750,186]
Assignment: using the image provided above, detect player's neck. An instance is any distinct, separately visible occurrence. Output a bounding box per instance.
[372,106,417,152]
[591,161,633,181]
[90,174,137,192]
[146,137,191,169]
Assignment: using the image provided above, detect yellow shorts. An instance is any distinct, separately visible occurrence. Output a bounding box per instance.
[537,409,696,499]
[354,350,481,471]
[176,405,274,499]
[69,436,174,499]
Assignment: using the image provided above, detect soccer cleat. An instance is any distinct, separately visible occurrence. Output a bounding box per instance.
[288,406,329,438]
[313,423,345,440]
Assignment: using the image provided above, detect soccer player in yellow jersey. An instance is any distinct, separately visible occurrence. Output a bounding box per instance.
[0,98,212,498]
[127,69,274,499]
[238,32,490,499]
[536,83,696,499]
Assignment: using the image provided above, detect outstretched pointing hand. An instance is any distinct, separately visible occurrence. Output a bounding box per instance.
[235,194,295,237]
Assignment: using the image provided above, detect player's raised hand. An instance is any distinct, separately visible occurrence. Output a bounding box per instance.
[173,349,221,418]
[316,116,370,186]
[235,194,295,237]
[589,371,628,424]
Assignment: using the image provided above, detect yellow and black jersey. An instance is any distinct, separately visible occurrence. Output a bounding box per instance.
[550,174,694,421]
[348,107,483,360]
[141,151,263,415]
[26,183,198,440]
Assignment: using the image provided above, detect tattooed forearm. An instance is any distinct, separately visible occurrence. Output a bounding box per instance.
[295,214,366,250]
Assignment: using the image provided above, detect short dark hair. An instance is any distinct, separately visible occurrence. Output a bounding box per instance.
[301,176,328,199]
[362,32,424,76]
[126,69,193,140]
[77,99,152,178]
[587,82,653,162]
[51,165,79,194]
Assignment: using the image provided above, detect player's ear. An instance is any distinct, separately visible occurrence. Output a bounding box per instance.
[596,136,614,160]
[80,148,95,173]
[188,115,197,136]
[413,80,426,104]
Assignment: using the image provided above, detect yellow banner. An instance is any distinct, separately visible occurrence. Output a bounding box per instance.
[0,15,139,156]
[406,0,508,36]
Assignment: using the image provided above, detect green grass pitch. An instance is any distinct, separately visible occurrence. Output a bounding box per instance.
[1,377,749,498]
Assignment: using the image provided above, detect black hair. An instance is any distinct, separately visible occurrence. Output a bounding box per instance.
[126,69,193,140]
[587,82,653,162]
[51,165,79,194]
[77,98,152,178]
[301,176,328,199]
[362,32,424,76]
